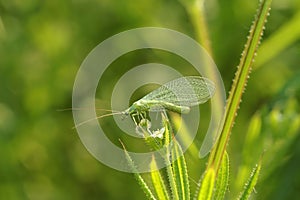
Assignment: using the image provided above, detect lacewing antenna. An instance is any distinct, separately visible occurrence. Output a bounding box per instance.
[57,107,127,129]
[73,111,124,129]
[57,108,122,113]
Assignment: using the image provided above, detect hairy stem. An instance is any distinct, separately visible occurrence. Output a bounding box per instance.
[207,0,273,171]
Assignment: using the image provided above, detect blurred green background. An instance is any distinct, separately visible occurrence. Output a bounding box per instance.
[0,0,300,199]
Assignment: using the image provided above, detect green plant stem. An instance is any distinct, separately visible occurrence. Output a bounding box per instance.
[183,0,226,157]
[207,0,273,171]
[187,0,212,55]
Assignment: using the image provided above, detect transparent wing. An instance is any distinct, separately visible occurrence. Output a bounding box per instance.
[141,76,215,107]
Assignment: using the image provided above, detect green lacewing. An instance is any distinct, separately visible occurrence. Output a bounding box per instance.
[75,76,215,127]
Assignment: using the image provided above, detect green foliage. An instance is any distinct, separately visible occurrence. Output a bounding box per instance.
[1,0,299,199]
[207,0,273,171]
[132,113,191,200]
[163,116,180,200]
[120,141,157,200]
[255,11,300,69]
[213,151,229,200]
[237,162,262,200]
[197,168,216,200]
[162,114,190,200]
[150,157,170,200]
[170,140,190,200]
[127,0,296,199]
[235,75,300,199]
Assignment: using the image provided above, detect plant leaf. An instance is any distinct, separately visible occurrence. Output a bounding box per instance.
[213,151,229,200]
[196,168,216,200]
[119,140,157,200]
[237,161,262,200]
[171,137,190,200]
[150,156,170,200]
[162,114,180,200]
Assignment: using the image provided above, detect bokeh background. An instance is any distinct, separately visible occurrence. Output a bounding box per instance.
[1,0,300,199]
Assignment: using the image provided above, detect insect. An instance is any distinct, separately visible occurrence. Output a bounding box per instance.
[74,76,215,128]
